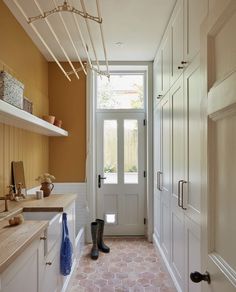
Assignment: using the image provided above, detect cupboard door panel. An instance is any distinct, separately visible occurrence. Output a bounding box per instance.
[1,238,44,292]
[160,94,171,261]
[162,30,171,95]
[171,0,184,85]
[184,0,208,62]
[185,216,201,292]
[153,52,163,100]
[185,57,201,224]
[2,252,38,292]
[170,77,185,290]
[153,103,161,240]
[214,12,236,82]
[171,210,185,286]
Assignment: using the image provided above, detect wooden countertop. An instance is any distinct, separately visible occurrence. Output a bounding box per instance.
[22,193,77,212]
[0,194,76,221]
[0,194,76,273]
[0,220,48,273]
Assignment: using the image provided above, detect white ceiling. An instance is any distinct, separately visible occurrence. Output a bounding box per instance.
[4,0,176,62]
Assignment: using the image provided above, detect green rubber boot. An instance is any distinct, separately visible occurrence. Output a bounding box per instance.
[90,222,99,260]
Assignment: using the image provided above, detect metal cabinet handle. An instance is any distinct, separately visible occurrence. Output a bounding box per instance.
[160,172,163,191]
[157,171,163,191]
[178,66,184,69]
[181,180,187,210]
[157,171,160,190]
[178,180,184,207]
[40,236,47,241]
[157,95,163,99]
[46,262,52,266]
[181,61,188,65]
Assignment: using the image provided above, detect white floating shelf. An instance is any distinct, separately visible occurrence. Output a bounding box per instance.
[0,99,68,136]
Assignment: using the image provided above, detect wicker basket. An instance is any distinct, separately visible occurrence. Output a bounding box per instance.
[0,71,24,109]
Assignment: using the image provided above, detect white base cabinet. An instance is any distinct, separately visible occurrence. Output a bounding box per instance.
[0,237,44,292]
[0,201,76,292]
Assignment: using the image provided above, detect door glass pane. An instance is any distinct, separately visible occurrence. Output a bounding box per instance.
[104,120,118,184]
[124,120,138,184]
[97,74,144,109]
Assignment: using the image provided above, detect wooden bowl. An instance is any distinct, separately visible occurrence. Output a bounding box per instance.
[43,115,55,124]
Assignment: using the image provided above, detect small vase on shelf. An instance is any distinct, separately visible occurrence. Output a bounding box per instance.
[36,173,56,198]
[40,182,54,197]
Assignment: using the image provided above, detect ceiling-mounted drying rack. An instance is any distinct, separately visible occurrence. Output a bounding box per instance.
[13,0,109,81]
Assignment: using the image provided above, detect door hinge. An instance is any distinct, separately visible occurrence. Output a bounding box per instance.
[144,218,147,225]
[143,171,146,178]
[143,119,146,126]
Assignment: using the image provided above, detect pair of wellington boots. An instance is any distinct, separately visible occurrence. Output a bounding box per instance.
[91,219,110,260]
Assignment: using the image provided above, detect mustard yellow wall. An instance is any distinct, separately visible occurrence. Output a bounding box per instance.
[0,1,49,195]
[48,62,86,182]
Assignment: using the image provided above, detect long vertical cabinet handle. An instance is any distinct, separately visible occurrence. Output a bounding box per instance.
[157,171,163,191]
[159,172,163,191]
[178,180,184,207]
[181,180,187,210]
[157,171,160,190]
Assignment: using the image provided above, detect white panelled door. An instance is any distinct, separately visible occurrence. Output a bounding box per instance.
[200,1,236,291]
[96,112,146,236]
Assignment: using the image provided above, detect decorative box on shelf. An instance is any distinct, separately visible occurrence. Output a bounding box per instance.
[23,97,33,114]
[0,71,24,109]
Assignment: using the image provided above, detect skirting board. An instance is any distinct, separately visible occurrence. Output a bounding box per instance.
[153,233,182,292]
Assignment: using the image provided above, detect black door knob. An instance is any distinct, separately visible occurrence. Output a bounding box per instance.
[190,271,211,284]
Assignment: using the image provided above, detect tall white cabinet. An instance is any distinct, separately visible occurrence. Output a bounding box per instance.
[153,0,208,291]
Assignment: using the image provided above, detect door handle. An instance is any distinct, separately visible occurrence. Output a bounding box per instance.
[157,171,163,191]
[157,171,160,190]
[98,174,106,188]
[190,271,211,284]
[178,180,184,207]
[181,180,187,210]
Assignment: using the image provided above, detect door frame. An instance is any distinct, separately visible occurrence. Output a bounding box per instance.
[200,1,236,290]
[86,61,153,242]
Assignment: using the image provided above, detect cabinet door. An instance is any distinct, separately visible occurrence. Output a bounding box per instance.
[184,0,208,63]
[171,0,184,85]
[159,93,171,261]
[162,29,171,95]
[1,238,44,292]
[184,56,202,291]
[185,216,201,292]
[153,102,161,241]
[153,51,163,100]
[184,56,201,224]
[170,77,186,290]
[40,247,59,292]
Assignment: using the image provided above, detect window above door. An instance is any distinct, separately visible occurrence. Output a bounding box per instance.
[96,72,146,112]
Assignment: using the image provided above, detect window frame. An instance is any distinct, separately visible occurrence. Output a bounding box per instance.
[95,70,147,113]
